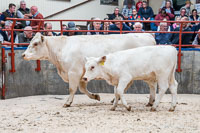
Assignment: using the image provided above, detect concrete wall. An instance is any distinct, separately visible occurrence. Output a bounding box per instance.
[1,49,200,99]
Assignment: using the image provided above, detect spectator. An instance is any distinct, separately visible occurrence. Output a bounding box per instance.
[0,21,18,47]
[43,22,57,36]
[109,17,132,34]
[101,18,110,35]
[58,24,67,36]
[192,29,200,45]
[155,22,171,44]
[180,0,192,17]
[176,8,188,19]
[0,3,21,28]
[122,0,135,20]
[128,8,141,29]
[136,0,143,12]
[161,0,174,19]
[123,0,136,9]
[30,6,44,30]
[67,21,82,36]
[172,16,181,30]
[155,8,174,27]
[138,1,154,30]
[133,22,144,31]
[160,0,173,8]
[87,18,103,35]
[189,9,200,26]
[170,17,192,45]
[17,0,31,28]
[87,17,96,30]
[18,26,33,46]
[108,7,124,21]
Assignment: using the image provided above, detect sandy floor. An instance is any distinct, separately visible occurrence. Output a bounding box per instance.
[0,94,200,133]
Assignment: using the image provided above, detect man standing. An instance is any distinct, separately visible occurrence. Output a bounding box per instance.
[17,0,31,28]
[30,6,44,30]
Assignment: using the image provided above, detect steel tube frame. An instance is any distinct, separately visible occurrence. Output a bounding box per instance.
[2,18,200,74]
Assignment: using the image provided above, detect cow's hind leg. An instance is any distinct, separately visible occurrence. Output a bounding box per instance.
[79,81,100,101]
[111,87,120,111]
[151,79,168,111]
[146,81,157,107]
[169,79,178,112]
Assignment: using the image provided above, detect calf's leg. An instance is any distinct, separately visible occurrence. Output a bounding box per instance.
[168,79,178,112]
[146,81,157,107]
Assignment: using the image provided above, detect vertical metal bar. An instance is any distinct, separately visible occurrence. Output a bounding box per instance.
[9,20,16,73]
[60,21,63,35]
[177,22,183,72]
[35,20,43,71]
[120,21,122,34]
[1,47,6,99]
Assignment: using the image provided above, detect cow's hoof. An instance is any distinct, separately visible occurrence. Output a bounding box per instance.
[110,107,116,111]
[63,104,71,108]
[169,107,175,112]
[127,106,131,111]
[146,103,153,107]
[94,94,100,101]
[150,107,156,112]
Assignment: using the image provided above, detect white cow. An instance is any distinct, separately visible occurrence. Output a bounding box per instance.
[22,32,156,107]
[83,46,178,111]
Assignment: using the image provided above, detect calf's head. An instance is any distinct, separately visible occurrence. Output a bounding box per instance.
[82,56,106,82]
[22,32,49,60]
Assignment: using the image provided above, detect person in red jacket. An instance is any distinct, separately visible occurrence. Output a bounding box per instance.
[136,0,142,11]
[30,6,44,30]
[155,8,174,27]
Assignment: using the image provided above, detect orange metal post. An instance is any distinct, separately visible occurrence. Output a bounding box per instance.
[120,21,122,34]
[1,48,6,99]
[177,23,183,72]
[60,21,63,35]
[9,20,16,73]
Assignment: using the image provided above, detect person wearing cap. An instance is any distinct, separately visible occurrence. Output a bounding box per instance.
[67,21,82,36]
[108,7,124,21]
[180,0,192,16]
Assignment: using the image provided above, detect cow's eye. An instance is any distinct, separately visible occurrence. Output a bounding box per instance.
[90,66,95,70]
[34,43,38,47]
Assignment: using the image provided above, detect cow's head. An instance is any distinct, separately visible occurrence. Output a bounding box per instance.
[82,56,106,82]
[22,32,49,60]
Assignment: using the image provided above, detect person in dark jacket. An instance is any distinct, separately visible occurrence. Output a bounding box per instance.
[108,17,132,34]
[108,7,124,21]
[138,1,154,30]
[170,17,192,45]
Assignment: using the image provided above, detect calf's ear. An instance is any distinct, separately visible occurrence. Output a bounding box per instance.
[98,56,106,66]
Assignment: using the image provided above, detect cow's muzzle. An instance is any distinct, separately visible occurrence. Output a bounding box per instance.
[22,53,25,58]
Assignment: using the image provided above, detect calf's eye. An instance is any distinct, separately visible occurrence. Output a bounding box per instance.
[34,43,38,47]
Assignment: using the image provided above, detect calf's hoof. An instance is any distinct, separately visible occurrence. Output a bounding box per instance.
[110,98,115,104]
[63,103,71,108]
[110,107,116,111]
[169,107,176,112]
[126,106,131,111]
[150,107,157,112]
[146,103,153,107]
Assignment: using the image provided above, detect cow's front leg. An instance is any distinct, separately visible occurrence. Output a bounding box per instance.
[79,81,100,101]
[63,72,79,108]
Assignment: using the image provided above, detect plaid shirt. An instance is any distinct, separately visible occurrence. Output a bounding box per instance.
[122,6,135,17]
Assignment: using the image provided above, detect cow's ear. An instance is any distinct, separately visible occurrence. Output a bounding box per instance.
[41,35,44,42]
[98,56,106,66]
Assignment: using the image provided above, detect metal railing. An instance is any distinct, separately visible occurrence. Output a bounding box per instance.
[1,18,200,98]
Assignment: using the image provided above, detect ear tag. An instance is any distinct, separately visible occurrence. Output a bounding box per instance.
[99,61,104,66]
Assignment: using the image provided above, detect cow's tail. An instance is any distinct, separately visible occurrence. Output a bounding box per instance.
[169,51,178,90]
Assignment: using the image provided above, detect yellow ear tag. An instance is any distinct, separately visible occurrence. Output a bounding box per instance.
[99,61,104,66]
